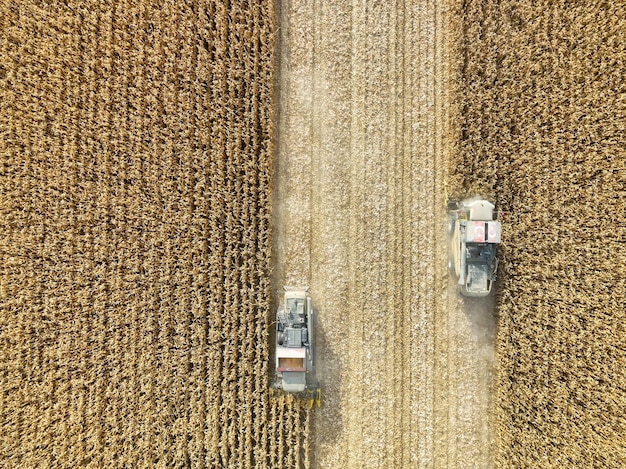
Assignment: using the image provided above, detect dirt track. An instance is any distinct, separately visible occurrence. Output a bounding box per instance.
[272,1,494,467]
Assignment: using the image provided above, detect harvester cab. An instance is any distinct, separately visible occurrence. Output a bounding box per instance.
[448,199,501,297]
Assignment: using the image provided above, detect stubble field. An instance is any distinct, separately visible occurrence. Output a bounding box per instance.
[273,0,495,467]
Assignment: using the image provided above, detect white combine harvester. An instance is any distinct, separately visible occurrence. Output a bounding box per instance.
[448,199,502,297]
[273,287,320,406]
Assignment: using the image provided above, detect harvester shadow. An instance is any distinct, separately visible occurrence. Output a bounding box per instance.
[308,305,342,463]
[460,293,496,345]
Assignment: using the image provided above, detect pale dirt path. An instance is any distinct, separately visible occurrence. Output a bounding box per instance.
[272,1,494,467]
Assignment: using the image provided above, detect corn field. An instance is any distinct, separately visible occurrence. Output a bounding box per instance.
[1,0,624,467]
[449,0,626,466]
[0,1,310,467]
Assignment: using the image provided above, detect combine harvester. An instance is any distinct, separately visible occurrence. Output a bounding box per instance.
[448,199,502,297]
[273,286,320,407]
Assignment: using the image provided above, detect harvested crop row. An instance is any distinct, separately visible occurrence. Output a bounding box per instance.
[0,1,309,467]
[448,0,626,467]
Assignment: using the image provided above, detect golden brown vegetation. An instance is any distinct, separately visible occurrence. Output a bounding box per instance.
[449,0,626,466]
[0,1,309,467]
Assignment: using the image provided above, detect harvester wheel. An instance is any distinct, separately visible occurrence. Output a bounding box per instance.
[447,199,459,211]
[447,213,455,235]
